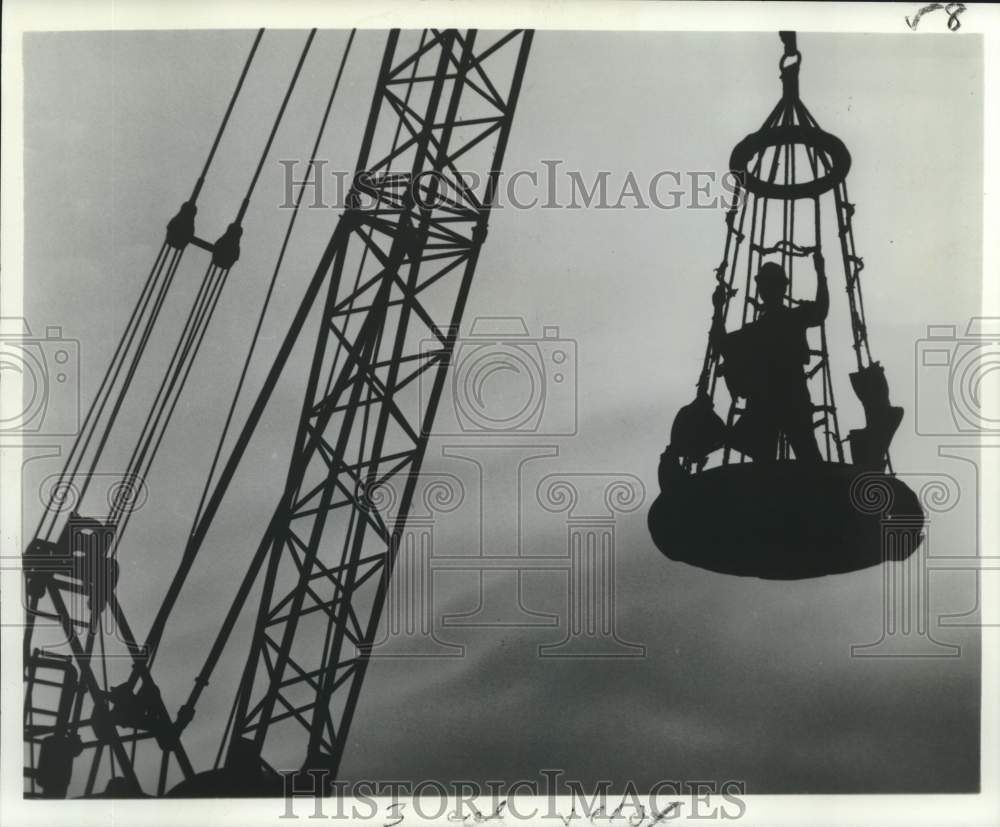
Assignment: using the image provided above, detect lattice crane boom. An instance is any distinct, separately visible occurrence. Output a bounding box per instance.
[22,27,534,798]
[225,29,533,777]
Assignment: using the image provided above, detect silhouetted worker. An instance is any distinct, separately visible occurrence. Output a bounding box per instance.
[710,252,828,462]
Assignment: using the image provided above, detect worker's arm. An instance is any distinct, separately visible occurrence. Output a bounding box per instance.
[798,251,829,327]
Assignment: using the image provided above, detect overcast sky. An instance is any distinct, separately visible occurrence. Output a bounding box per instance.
[22,28,984,794]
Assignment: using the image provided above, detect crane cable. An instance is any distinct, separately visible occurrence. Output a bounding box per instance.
[110,31,317,549]
[190,29,265,204]
[795,99,847,464]
[55,31,321,773]
[209,32,426,766]
[192,29,355,534]
[705,35,877,468]
[34,30,264,542]
[143,29,354,672]
[36,247,179,540]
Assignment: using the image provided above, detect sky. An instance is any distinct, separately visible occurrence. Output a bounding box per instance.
[20,28,985,795]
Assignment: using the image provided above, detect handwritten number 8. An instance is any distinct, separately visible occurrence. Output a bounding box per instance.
[906,2,966,31]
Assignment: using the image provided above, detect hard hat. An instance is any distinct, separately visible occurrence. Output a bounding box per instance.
[755,261,788,287]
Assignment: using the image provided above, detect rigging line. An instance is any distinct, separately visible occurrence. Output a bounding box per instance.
[111,263,223,526]
[212,681,242,770]
[748,94,786,312]
[147,29,358,678]
[37,28,276,528]
[739,107,788,329]
[783,144,793,298]
[35,243,171,540]
[190,28,357,533]
[114,266,232,541]
[70,246,182,506]
[235,29,317,225]
[744,133,784,326]
[738,194,762,353]
[143,217,355,684]
[116,329,227,551]
[759,98,785,131]
[39,30,261,536]
[160,35,404,721]
[793,99,835,180]
[115,243,230,612]
[838,179,874,364]
[190,29,265,204]
[705,198,748,400]
[785,139,796,460]
[706,116,771,401]
[69,248,185,520]
[798,129,848,464]
[215,31,412,751]
[37,246,173,539]
[832,184,866,370]
[121,264,226,486]
[117,263,219,464]
[796,98,820,130]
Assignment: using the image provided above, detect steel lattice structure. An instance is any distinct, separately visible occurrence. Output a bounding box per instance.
[23,27,533,797]
[226,28,533,776]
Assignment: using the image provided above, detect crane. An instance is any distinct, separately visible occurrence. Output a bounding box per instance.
[23,26,917,801]
[23,27,534,798]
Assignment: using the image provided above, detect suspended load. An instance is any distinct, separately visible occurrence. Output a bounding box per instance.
[648,32,924,579]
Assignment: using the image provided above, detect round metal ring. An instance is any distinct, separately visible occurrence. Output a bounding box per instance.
[729,124,852,200]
